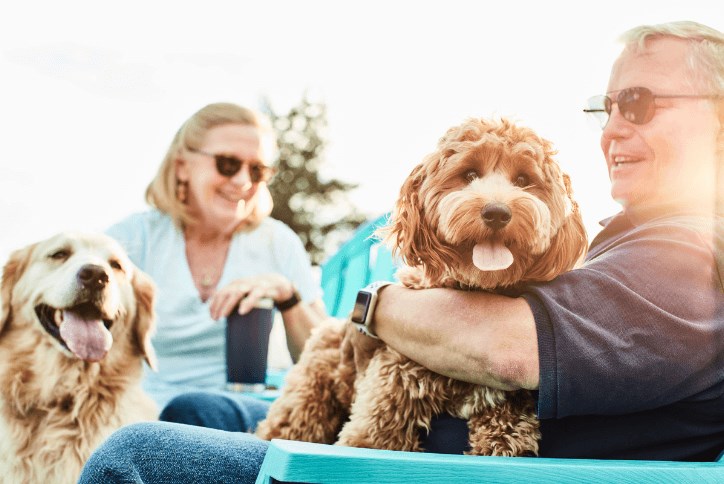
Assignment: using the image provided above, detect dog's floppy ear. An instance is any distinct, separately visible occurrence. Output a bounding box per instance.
[377,163,426,263]
[379,158,456,283]
[131,268,158,371]
[526,173,588,281]
[0,244,35,334]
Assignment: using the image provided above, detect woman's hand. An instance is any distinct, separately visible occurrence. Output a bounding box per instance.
[208,274,294,320]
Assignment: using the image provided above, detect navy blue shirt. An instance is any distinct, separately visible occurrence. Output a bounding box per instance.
[424,212,724,461]
[524,212,723,461]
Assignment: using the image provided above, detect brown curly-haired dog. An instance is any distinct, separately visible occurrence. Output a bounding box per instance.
[256,117,587,455]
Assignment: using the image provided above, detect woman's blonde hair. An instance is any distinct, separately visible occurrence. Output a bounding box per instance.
[145,102,276,229]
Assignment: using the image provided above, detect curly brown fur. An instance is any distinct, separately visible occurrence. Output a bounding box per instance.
[257,117,587,456]
[0,232,158,483]
[256,319,356,443]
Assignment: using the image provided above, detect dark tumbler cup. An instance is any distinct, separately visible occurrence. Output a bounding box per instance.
[225,298,274,393]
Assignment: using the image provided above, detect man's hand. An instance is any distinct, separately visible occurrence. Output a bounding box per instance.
[341,320,384,374]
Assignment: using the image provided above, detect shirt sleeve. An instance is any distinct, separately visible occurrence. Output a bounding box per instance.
[522,220,723,419]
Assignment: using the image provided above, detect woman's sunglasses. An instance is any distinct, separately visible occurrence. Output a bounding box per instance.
[187,148,276,183]
[583,86,720,128]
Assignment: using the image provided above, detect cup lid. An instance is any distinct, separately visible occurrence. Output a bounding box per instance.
[255,297,274,309]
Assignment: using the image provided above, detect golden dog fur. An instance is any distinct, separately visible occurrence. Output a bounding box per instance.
[256,118,587,455]
[0,232,158,483]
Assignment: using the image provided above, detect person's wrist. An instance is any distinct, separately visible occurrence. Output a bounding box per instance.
[351,281,394,338]
[275,285,301,312]
[366,283,393,337]
[275,281,295,302]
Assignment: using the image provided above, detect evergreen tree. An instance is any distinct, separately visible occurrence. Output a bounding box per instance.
[264,96,367,265]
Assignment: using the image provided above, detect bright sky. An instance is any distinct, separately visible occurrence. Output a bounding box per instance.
[0,1,720,265]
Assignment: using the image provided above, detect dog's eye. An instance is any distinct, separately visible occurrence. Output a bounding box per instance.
[109,260,123,271]
[464,170,479,183]
[48,249,70,261]
[514,174,530,187]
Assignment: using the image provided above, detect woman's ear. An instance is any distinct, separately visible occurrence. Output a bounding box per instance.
[175,157,189,183]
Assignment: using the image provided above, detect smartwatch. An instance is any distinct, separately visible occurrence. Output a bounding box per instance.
[350,281,394,338]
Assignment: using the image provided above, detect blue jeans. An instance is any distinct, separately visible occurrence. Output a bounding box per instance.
[79,392,471,482]
[79,392,271,483]
[159,391,271,432]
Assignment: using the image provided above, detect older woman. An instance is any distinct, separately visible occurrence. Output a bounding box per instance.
[106,103,326,418]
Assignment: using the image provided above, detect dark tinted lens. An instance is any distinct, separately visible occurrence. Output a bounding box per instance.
[617,87,655,125]
[250,164,275,183]
[215,155,242,177]
[248,164,264,183]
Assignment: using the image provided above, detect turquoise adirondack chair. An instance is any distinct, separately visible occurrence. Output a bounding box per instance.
[255,440,723,483]
[256,214,723,483]
[320,213,397,318]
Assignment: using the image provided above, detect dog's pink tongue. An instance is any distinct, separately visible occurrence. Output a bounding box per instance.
[59,311,113,362]
[472,241,514,271]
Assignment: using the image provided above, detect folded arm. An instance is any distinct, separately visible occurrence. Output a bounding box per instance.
[371,285,539,391]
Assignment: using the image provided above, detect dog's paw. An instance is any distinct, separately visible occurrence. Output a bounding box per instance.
[397,266,428,289]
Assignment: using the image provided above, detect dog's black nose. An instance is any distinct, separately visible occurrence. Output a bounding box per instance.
[481,203,512,230]
[77,264,109,290]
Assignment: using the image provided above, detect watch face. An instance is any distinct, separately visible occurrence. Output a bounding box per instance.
[351,291,372,323]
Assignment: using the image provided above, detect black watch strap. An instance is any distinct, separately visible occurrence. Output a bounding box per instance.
[275,289,302,312]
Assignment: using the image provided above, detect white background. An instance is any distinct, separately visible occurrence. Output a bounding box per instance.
[1,1,721,265]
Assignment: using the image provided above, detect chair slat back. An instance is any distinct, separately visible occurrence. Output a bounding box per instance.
[321,214,397,318]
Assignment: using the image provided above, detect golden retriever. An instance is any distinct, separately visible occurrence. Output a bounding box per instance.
[0,232,158,483]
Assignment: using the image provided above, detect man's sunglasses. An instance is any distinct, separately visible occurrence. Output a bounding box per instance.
[187,148,276,183]
[583,86,721,128]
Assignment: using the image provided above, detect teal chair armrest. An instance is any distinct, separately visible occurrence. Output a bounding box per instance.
[255,440,724,484]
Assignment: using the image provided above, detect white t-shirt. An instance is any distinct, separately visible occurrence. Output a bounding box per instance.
[106,209,321,407]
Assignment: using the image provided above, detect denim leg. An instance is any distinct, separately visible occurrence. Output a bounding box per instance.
[78,421,269,484]
[160,391,271,432]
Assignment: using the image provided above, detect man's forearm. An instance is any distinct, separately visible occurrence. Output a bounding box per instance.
[372,285,540,390]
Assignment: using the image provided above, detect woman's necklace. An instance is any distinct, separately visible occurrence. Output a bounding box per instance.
[200,272,217,288]
[185,231,231,300]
